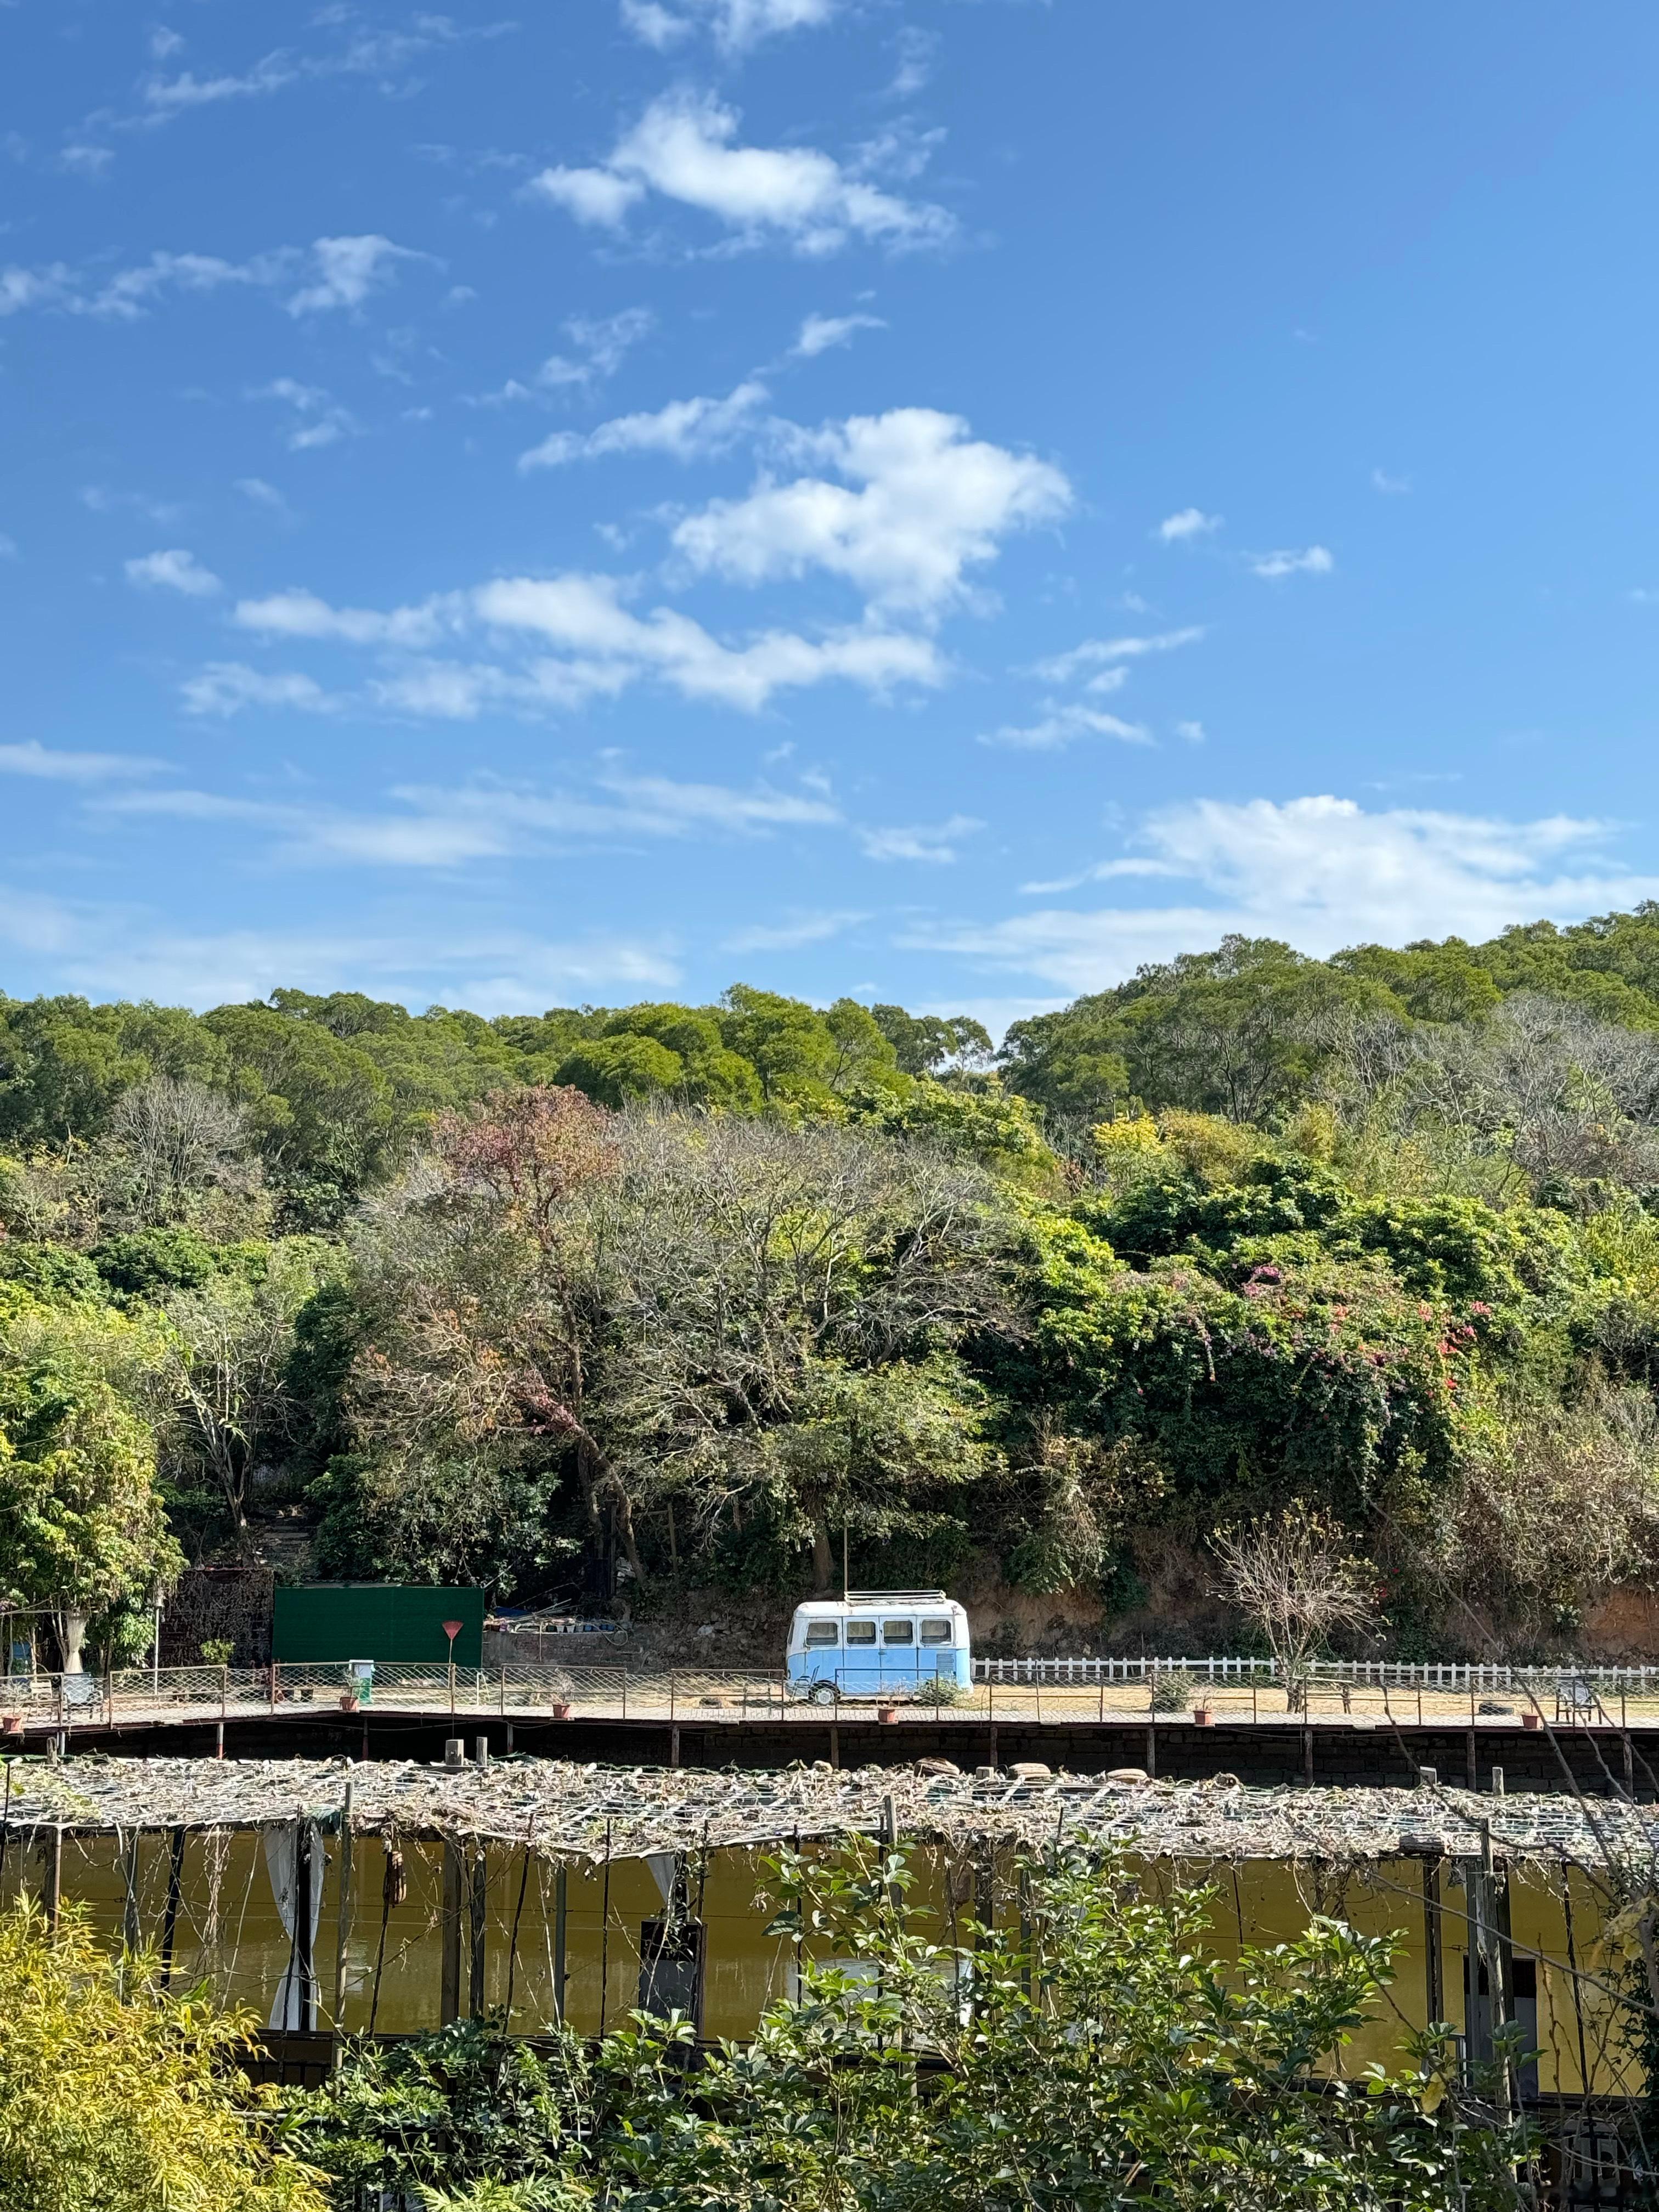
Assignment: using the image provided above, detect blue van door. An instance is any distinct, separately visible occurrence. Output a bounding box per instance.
[878,1616,919,1693]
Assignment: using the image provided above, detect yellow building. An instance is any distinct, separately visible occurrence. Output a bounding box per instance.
[0,1753,1646,2108]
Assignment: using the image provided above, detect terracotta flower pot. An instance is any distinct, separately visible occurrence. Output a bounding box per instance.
[1522,1711,1542,1731]
[552,1700,573,1720]
[1193,1707,1215,1728]
[339,1692,358,1712]
[878,1706,898,1724]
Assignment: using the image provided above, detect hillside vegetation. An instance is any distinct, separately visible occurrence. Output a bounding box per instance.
[9,910,1659,1661]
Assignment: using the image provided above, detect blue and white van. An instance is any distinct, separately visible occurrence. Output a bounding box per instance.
[785,1589,972,1703]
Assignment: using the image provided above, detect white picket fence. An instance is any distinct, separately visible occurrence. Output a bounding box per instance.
[972,1655,1659,1692]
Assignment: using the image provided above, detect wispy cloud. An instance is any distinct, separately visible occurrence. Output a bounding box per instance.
[0,740,166,783]
[124,547,221,595]
[1156,507,1221,543]
[905,795,1659,993]
[519,379,768,470]
[1249,545,1333,579]
[620,0,839,54]
[0,236,422,322]
[724,907,866,951]
[980,704,1150,751]
[249,379,358,451]
[529,91,953,254]
[857,814,981,864]
[1034,627,1204,684]
[792,311,885,358]
[1371,468,1411,495]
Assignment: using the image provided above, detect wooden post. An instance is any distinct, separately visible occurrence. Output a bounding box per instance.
[160,1827,185,1988]
[441,1838,464,2024]
[553,1860,568,2025]
[670,1724,681,1769]
[333,1778,354,2041]
[1465,1725,1477,1792]
[122,1831,141,1956]
[1302,1720,1313,1787]
[43,1827,61,1929]
[469,1844,488,2016]
[829,1721,840,1769]
[295,1827,317,2032]
[1421,1856,1444,2027]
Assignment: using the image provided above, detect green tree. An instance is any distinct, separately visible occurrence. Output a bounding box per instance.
[0,1284,182,1655]
[0,1901,325,2212]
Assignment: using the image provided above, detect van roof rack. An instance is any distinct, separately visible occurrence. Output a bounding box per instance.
[842,1589,948,1604]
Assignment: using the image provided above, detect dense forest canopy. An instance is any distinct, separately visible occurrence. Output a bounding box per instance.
[10,905,1659,1663]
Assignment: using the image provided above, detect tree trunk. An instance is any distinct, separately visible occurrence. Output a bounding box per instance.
[812,1518,833,1594]
[616,1488,648,1589]
[573,1435,610,1600]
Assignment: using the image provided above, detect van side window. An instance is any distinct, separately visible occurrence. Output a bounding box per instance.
[919,1618,953,1645]
[845,1620,877,1645]
[882,1619,915,1645]
[804,1621,839,1648]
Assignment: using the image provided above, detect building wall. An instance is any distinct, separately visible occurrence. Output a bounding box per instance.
[0,1830,1640,2095]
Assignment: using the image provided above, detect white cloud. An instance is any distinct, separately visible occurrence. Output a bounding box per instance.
[180,663,345,715]
[980,703,1150,751]
[101,765,847,871]
[792,310,885,358]
[219,571,944,718]
[907,795,1659,992]
[532,166,647,229]
[124,547,221,596]
[0,740,165,782]
[234,587,454,648]
[672,407,1070,613]
[143,57,297,112]
[1372,468,1411,495]
[474,573,943,710]
[249,379,358,450]
[235,477,294,517]
[858,814,980,864]
[81,484,184,524]
[1034,627,1204,682]
[519,380,768,470]
[621,0,838,51]
[724,908,866,951]
[60,144,115,178]
[286,234,419,315]
[1175,719,1205,744]
[0,896,679,1015]
[0,236,418,323]
[1249,545,1333,579]
[1157,507,1221,543]
[528,91,952,252]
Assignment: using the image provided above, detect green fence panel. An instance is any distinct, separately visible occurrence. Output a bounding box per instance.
[273,1585,484,1666]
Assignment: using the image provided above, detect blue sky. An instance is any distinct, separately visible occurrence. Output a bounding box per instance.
[5,1,1659,1030]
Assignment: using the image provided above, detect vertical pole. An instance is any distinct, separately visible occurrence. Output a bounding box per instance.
[333,1778,354,2041]
[1421,1855,1443,2026]
[161,1827,185,1988]
[1303,1718,1314,1787]
[1623,1731,1635,1798]
[122,1831,142,1957]
[469,1844,487,2017]
[670,1724,680,1769]
[554,1860,568,2025]
[216,1719,225,1760]
[43,1827,61,1930]
[441,1838,464,2024]
[829,1721,839,1769]
[598,1822,613,2036]
[294,1827,317,2032]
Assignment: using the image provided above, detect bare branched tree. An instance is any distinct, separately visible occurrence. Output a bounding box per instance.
[595,1113,1020,1576]
[1212,1506,1376,1708]
[100,1076,264,1232]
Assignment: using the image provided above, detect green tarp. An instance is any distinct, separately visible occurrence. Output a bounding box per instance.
[273,1584,484,1667]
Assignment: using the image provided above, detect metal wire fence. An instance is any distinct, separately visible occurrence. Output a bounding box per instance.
[5,1654,1659,1737]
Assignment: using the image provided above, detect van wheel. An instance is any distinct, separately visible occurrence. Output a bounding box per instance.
[809,1681,838,1706]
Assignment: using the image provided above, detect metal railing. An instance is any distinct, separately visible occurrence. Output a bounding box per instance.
[4,1653,1658,1739]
